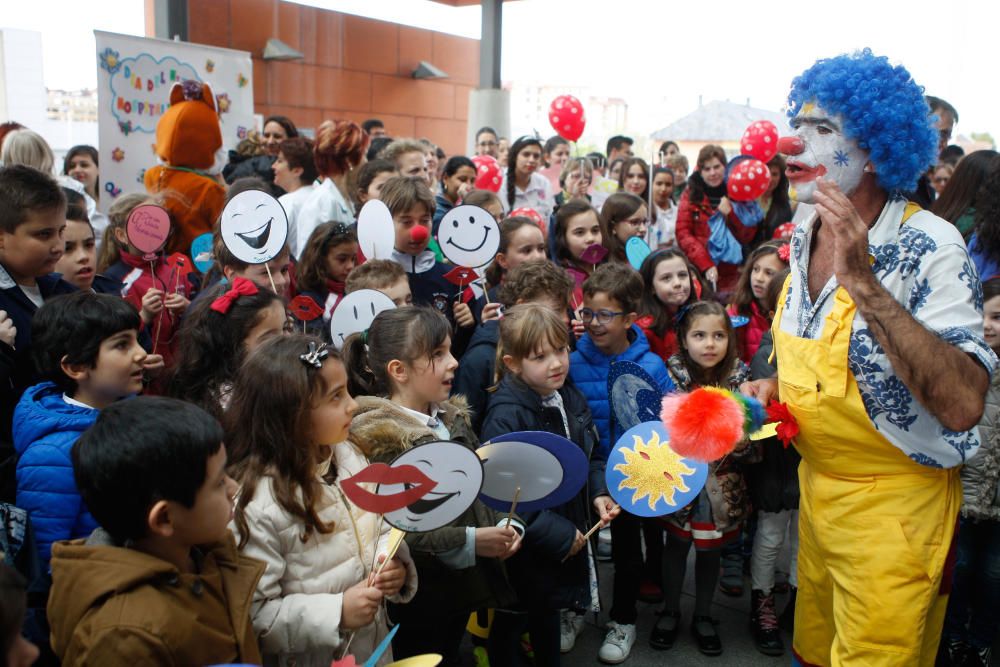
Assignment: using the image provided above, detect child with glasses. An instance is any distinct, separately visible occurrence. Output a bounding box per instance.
[600,193,649,264]
[568,262,674,664]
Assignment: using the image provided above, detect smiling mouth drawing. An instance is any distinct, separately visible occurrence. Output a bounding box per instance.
[235,218,273,250]
[340,463,437,513]
[447,226,490,253]
[406,490,459,516]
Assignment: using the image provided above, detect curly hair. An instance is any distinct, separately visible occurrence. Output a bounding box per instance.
[787,48,937,196]
[168,282,284,421]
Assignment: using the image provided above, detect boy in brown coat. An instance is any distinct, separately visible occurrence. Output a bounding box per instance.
[47,396,264,666]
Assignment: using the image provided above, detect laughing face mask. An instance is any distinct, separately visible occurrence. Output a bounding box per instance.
[219,190,289,264]
[782,103,868,204]
[377,441,484,533]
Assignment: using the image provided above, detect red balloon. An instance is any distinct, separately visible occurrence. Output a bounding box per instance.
[727,158,770,202]
[548,95,586,142]
[510,206,546,236]
[740,121,779,163]
[472,155,503,193]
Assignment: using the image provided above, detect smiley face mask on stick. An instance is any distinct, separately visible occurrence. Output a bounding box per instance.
[219,190,290,265]
[436,204,501,269]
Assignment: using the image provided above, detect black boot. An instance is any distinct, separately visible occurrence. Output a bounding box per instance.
[750,589,785,656]
[779,586,796,632]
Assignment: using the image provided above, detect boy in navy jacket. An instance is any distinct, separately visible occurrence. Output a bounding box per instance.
[568,262,674,663]
[382,176,476,357]
[0,166,76,502]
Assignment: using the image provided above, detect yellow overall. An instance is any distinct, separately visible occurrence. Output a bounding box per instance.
[773,230,961,666]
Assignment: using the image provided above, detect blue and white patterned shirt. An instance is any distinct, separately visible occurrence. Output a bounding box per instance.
[778,198,998,468]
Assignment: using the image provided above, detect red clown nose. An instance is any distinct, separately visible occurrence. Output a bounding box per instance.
[777,136,805,156]
[410,225,429,244]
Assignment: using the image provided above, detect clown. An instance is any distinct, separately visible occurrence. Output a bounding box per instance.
[746,50,997,666]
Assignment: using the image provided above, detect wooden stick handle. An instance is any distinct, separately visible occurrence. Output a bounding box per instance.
[561,505,620,563]
[504,487,521,529]
[263,261,278,295]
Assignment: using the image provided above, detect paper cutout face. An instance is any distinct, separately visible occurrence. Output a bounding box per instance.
[357,199,395,260]
[126,204,170,256]
[443,266,477,287]
[219,190,289,264]
[437,205,500,268]
[625,237,652,270]
[785,103,867,204]
[379,441,484,533]
[289,294,324,322]
[328,289,396,350]
[477,431,588,512]
[608,361,663,432]
[190,232,214,272]
[340,462,438,515]
[606,422,708,517]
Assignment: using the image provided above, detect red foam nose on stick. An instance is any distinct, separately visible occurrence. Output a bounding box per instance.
[410,225,429,244]
[777,136,805,156]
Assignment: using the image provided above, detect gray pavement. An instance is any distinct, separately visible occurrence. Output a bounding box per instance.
[560,556,790,667]
[460,550,791,666]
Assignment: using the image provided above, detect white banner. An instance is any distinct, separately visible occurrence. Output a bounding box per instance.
[94,30,253,212]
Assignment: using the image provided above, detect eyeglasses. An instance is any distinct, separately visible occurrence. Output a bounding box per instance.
[579,307,626,325]
[621,216,650,227]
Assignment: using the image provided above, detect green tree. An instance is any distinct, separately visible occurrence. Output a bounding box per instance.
[971,132,995,149]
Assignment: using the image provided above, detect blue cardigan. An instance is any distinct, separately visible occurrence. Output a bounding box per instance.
[14,382,99,570]
[569,325,673,459]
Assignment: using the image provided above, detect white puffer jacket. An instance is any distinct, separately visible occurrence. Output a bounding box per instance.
[231,442,418,667]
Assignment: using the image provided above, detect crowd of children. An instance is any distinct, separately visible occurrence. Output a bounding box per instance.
[0,110,996,667]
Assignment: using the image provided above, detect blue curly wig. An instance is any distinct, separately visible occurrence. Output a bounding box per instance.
[787,48,938,196]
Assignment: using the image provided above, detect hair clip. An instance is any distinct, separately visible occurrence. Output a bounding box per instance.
[299,341,330,369]
[328,222,351,238]
[360,329,369,345]
[210,277,259,314]
[777,243,791,263]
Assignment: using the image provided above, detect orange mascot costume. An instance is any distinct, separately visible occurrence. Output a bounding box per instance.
[144,80,226,255]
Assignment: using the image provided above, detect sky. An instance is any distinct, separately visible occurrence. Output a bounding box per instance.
[4,0,999,141]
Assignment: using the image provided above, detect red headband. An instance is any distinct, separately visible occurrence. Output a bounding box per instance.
[210,277,259,314]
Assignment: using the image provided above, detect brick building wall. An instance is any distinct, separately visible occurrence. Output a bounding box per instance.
[169,0,479,155]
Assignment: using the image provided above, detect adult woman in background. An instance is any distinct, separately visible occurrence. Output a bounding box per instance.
[675,144,757,298]
[932,149,1000,240]
[296,120,369,254]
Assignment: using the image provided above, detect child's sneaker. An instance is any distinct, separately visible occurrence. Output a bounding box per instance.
[560,610,585,653]
[598,621,636,664]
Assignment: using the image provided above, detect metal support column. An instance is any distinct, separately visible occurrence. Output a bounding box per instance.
[479,0,502,89]
[152,0,188,42]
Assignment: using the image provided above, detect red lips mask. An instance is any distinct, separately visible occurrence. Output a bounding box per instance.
[340,462,438,514]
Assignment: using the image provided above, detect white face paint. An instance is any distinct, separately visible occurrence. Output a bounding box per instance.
[328,289,396,350]
[436,205,501,269]
[219,190,289,264]
[785,103,868,203]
